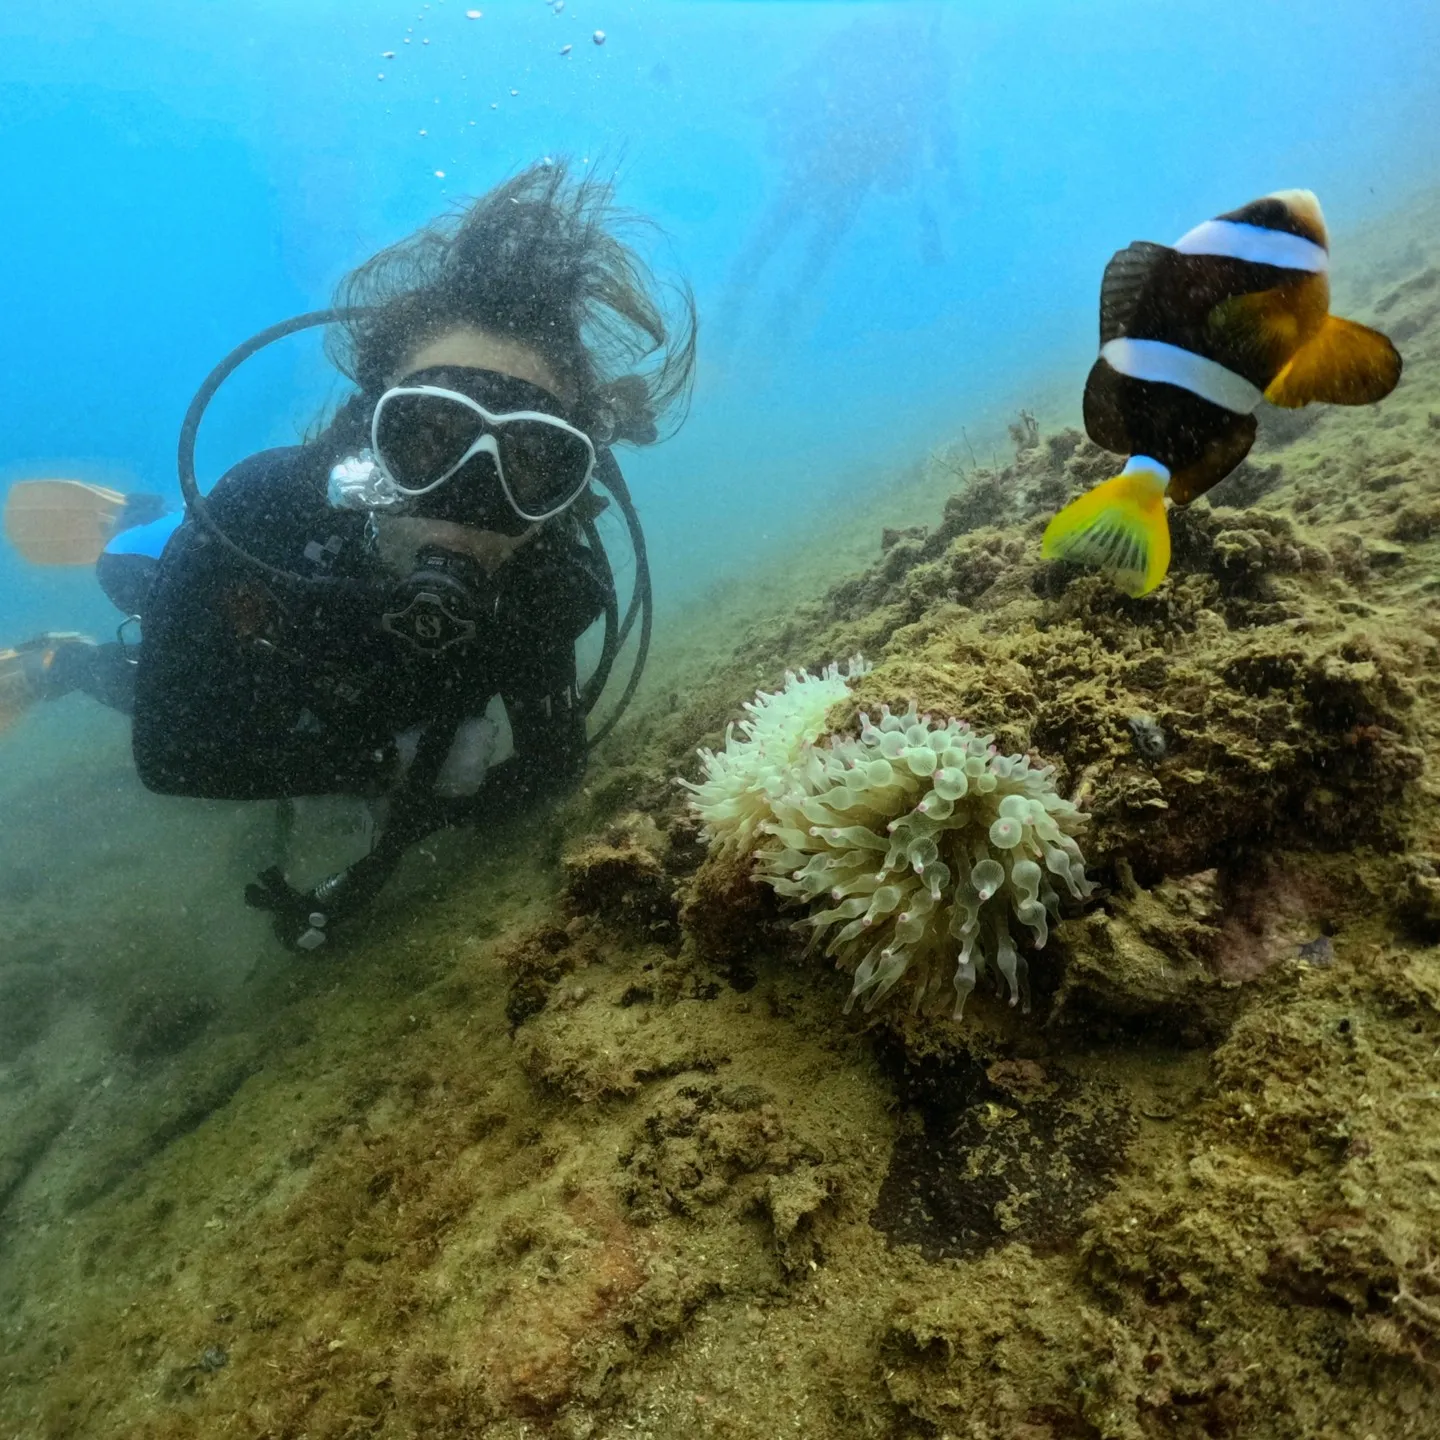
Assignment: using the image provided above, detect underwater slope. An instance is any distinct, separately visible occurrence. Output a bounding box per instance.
[1,200,1439,1438]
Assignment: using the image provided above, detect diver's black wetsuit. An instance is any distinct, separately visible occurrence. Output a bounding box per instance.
[122,442,607,937]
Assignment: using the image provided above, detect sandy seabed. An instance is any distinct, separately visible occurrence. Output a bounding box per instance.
[3,196,1440,1439]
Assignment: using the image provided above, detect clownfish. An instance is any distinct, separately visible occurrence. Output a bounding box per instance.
[1042,190,1402,597]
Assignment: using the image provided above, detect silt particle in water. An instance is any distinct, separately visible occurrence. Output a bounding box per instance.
[593,29,606,44]
[560,43,572,55]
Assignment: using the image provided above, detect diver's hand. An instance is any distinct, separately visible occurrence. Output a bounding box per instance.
[244,866,330,952]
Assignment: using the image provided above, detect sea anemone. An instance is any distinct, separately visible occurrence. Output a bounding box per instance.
[680,658,870,856]
[682,661,1093,1017]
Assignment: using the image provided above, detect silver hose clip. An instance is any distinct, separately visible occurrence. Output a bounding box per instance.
[328,450,405,511]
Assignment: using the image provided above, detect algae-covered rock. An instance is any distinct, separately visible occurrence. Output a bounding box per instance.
[1399,852,1440,940]
[560,809,680,943]
[1051,863,1236,1042]
[114,983,219,1063]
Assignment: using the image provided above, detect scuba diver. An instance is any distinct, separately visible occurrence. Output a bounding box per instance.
[0,162,695,951]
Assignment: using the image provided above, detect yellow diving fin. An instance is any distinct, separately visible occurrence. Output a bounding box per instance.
[0,646,34,736]
[1264,314,1402,408]
[1041,461,1171,598]
[0,633,96,735]
[3,479,129,566]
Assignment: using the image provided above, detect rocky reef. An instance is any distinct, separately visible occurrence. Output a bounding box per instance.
[2,214,1439,1440]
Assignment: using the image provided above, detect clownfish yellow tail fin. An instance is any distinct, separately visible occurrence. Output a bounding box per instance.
[1264,314,1402,408]
[1041,459,1171,598]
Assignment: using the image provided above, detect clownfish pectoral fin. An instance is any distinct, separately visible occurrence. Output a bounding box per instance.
[1208,287,1313,376]
[1041,462,1171,598]
[1098,240,1168,346]
[1264,314,1402,408]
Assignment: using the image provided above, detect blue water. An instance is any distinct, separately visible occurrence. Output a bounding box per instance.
[3,0,1437,641]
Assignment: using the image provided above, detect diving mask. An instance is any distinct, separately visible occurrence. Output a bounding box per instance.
[369,366,596,527]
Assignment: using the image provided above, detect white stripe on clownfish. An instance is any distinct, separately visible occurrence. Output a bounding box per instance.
[1100,337,1263,415]
[1172,218,1329,273]
[1122,455,1172,482]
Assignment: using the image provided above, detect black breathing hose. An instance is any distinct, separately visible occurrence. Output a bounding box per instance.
[586,448,654,748]
[578,510,621,713]
[174,307,653,742]
[176,310,375,598]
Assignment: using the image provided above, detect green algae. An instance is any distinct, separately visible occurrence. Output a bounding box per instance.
[2,199,1440,1440]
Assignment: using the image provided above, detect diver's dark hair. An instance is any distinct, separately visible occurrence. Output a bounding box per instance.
[326,160,695,446]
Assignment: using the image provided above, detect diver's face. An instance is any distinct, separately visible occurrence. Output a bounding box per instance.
[374,327,584,576]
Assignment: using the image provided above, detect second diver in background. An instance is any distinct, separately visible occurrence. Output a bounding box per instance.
[1042,189,1402,597]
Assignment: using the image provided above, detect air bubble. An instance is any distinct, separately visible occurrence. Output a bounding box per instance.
[593,28,606,44]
